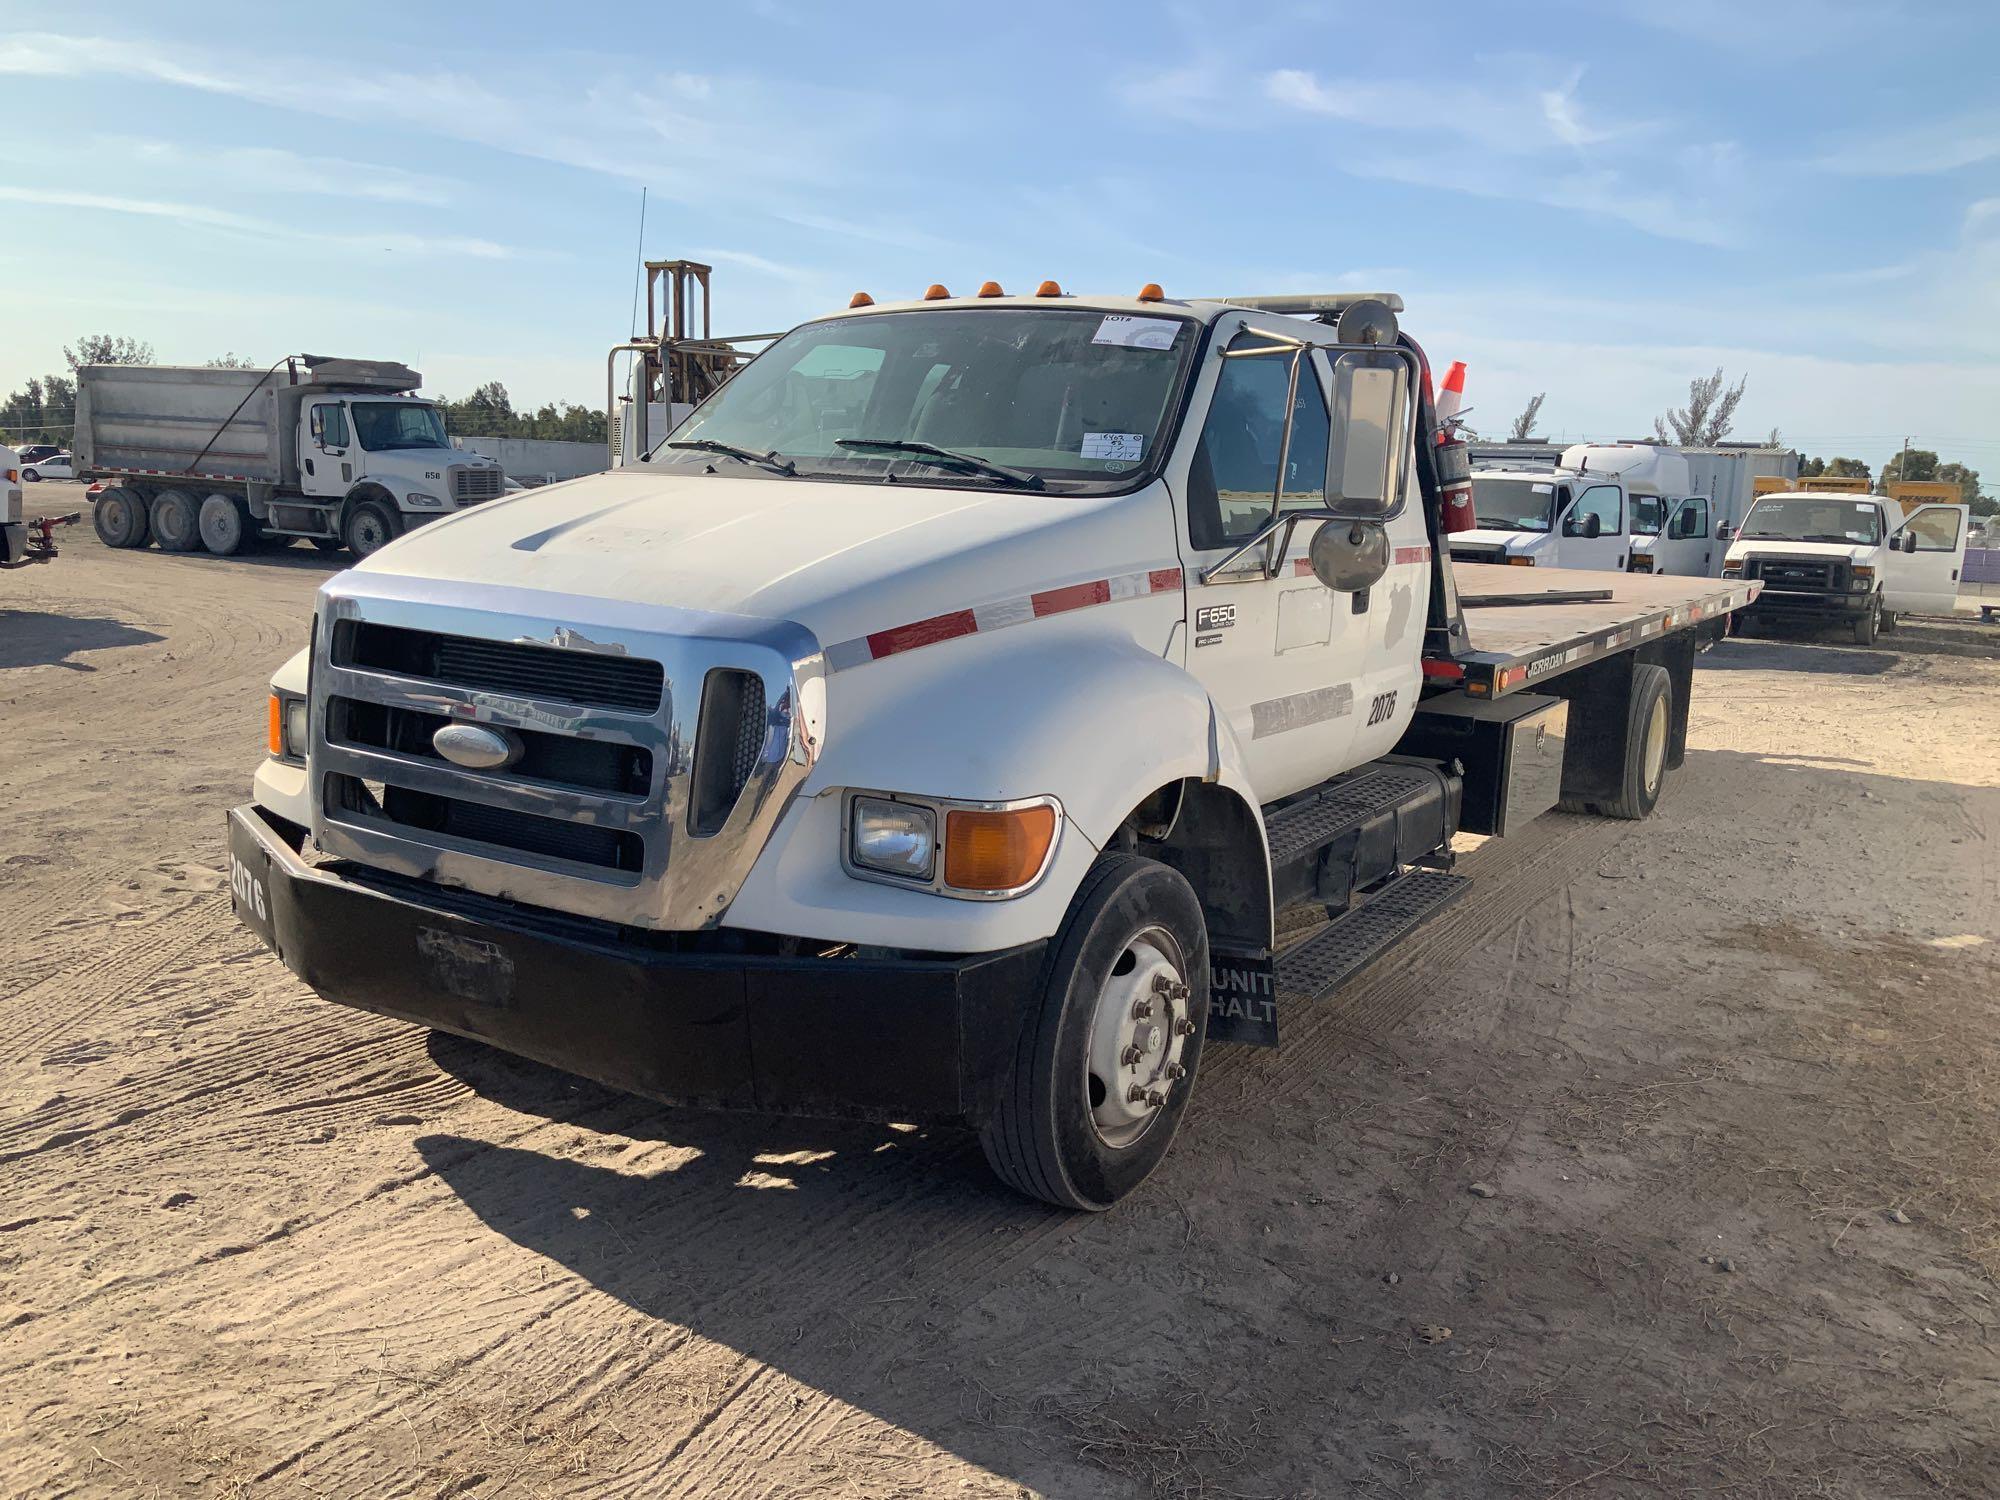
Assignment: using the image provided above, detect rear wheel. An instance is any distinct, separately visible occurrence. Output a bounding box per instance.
[21,468,40,482]
[197,493,250,556]
[92,486,151,548]
[341,499,399,558]
[1561,662,1672,821]
[980,853,1209,1210]
[151,489,201,553]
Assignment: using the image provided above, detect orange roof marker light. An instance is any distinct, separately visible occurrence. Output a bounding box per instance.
[976,280,1004,298]
[1136,282,1166,302]
[923,283,951,300]
[849,291,874,308]
[1034,279,1063,297]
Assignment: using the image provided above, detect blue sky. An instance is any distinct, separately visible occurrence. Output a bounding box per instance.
[3,0,1997,476]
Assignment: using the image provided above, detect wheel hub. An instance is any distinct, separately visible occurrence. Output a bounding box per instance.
[1085,929,1191,1147]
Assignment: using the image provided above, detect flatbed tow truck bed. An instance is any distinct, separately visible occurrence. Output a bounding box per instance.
[1438,563,1760,698]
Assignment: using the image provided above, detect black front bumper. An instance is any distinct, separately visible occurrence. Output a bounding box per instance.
[228,804,1045,1125]
[1741,588,1871,623]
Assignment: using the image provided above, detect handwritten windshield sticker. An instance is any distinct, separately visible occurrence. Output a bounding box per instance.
[1082,432,1144,461]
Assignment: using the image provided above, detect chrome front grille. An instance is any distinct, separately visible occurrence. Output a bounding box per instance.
[449,465,505,503]
[309,573,825,929]
[1746,557,1840,591]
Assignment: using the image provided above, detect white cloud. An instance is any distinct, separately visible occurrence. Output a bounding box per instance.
[117,139,459,204]
[1815,111,2000,176]
[0,186,519,259]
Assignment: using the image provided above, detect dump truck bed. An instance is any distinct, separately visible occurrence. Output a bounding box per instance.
[1440,564,1760,699]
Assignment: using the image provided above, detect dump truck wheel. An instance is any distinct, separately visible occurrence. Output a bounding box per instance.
[151,489,202,553]
[342,499,399,558]
[980,853,1209,1211]
[92,487,151,549]
[198,494,249,556]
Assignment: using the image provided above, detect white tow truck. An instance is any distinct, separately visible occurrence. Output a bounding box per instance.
[74,357,506,558]
[228,281,1759,1209]
[1,443,74,571]
[1724,489,1970,642]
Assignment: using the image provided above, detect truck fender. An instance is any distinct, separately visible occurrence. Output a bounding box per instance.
[340,482,398,525]
[722,630,1275,953]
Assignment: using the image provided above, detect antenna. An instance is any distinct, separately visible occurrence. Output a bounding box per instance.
[628,187,649,338]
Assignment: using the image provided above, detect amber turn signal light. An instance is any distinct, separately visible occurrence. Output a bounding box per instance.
[976,280,1004,298]
[1034,279,1063,297]
[267,694,285,757]
[1136,282,1165,302]
[849,291,874,307]
[944,805,1057,892]
[923,283,951,300]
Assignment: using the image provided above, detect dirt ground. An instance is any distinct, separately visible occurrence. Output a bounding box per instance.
[5,479,1998,1499]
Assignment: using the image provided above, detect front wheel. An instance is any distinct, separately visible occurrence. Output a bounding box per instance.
[342,499,400,558]
[1853,597,1879,646]
[980,853,1209,1210]
[21,468,39,482]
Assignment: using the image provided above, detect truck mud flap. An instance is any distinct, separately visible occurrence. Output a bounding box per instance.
[1209,949,1279,1048]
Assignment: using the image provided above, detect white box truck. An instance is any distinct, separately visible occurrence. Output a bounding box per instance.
[74,356,505,559]
[227,281,1759,1209]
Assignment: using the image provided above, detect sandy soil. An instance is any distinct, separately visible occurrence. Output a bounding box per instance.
[4,487,1998,1498]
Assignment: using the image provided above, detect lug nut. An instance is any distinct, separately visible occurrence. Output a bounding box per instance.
[1167,1063,1186,1081]
[1174,1017,1196,1036]
[1120,1044,1143,1066]
[1151,973,1174,995]
[1146,1090,1166,1107]
[1127,1083,1149,1104]
[1131,999,1154,1020]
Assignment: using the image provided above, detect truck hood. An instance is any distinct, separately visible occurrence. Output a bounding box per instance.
[354,468,1173,649]
[1449,529,1545,553]
[1726,539,1875,563]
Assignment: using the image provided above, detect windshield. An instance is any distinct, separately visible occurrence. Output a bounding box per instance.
[1472,476,1557,532]
[658,307,1199,489]
[351,402,450,452]
[1740,497,1883,545]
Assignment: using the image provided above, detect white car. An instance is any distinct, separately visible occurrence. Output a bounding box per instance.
[21,451,74,481]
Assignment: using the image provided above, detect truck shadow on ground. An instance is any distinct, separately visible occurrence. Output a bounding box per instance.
[1704,636,1900,675]
[0,608,163,671]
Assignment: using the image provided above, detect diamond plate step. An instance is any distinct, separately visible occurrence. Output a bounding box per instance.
[1263,765,1443,869]
[1276,869,1471,1001]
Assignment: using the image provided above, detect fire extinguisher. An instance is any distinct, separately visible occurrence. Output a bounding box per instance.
[1433,361,1475,535]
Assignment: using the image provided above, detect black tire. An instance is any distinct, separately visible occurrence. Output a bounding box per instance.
[1600,662,1672,820]
[197,493,250,556]
[341,498,400,558]
[92,486,151,548]
[979,853,1210,1210]
[151,488,202,552]
[1852,596,1879,646]
[21,468,39,482]
[1880,607,1898,634]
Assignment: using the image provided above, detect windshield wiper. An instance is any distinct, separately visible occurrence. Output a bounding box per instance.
[836,438,1044,490]
[663,439,797,476]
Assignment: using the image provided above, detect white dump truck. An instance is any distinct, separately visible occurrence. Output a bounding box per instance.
[74,357,505,558]
[229,282,1759,1209]
[1724,489,1970,642]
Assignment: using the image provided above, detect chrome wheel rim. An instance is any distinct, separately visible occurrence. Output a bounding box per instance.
[350,514,389,554]
[1084,926,1191,1149]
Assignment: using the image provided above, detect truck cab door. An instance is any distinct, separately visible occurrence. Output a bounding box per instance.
[301,401,351,498]
[1647,496,1714,575]
[1555,481,1628,572]
[1883,503,1969,615]
[1173,314,1365,803]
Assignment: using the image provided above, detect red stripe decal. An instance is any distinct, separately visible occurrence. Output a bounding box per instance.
[1394,545,1432,565]
[1149,567,1183,592]
[1032,579,1111,616]
[867,610,978,658]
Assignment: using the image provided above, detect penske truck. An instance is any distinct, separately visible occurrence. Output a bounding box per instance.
[228,280,1759,1209]
[74,357,505,558]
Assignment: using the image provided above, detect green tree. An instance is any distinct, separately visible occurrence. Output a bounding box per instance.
[1654,368,1747,446]
[205,353,259,369]
[1508,393,1546,442]
[1938,461,1982,503]
[1799,456,1825,478]
[1880,447,1939,487]
[1825,456,1870,479]
[64,333,154,370]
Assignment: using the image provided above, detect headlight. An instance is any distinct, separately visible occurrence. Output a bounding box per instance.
[1849,565,1874,590]
[1630,554,1654,573]
[1721,561,1742,576]
[849,796,935,881]
[268,694,309,760]
[404,491,443,508]
[1506,555,1536,567]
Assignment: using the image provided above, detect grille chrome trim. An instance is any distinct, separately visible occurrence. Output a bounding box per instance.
[449,464,505,503]
[309,571,825,929]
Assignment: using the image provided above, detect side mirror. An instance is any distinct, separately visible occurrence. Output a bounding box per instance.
[1716,523,1735,541]
[1324,348,1407,516]
[1310,518,1391,592]
[1901,531,1918,553]
[1583,513,1603,539]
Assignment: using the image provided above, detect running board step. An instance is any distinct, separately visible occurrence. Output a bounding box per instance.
[1207,868,1469,1050]
[1279,869,1470,1001]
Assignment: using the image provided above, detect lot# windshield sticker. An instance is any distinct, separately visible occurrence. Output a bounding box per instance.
[1092,314,1180,350]
[1082,431,1144,462]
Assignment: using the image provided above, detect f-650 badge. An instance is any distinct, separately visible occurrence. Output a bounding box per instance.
[1194,604,1236,632]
